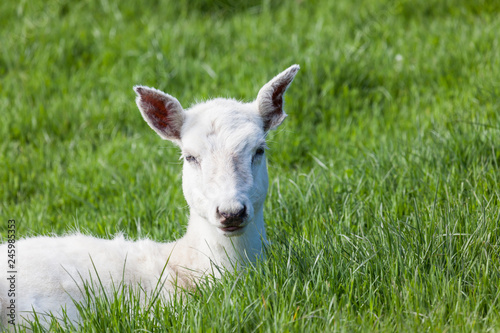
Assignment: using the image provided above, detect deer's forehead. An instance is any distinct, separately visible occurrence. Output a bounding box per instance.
[181,105,265,155]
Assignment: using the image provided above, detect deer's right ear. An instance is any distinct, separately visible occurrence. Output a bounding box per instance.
[256,64,299,132]
[134,86,185,142]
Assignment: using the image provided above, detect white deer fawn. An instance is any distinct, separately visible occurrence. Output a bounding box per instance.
[0,65,299,327]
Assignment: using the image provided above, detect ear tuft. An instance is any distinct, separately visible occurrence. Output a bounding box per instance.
[256,65,300,132]
[134,86,185,142]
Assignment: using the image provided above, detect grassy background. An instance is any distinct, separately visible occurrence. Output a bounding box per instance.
[1,0,500,331]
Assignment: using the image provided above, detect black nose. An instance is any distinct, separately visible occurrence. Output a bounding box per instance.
[217,206,247,225]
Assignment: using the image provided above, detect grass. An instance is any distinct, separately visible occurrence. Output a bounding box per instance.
[1,0,500,331]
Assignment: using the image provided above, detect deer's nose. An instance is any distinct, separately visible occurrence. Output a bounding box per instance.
[217,205,247,225]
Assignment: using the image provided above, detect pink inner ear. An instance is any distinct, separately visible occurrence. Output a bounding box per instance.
[138,89,181,139]
[271,83,287,113]
[261,83,287,131]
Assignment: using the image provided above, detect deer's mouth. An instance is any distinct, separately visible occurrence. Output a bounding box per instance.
[220,225,244,232]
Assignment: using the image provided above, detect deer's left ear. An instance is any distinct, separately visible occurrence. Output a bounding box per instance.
[256,64,300,132]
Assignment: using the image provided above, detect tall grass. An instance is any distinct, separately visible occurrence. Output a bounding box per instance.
[1,0,499,331]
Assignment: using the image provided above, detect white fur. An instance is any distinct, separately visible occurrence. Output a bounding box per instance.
[0,65,299,328]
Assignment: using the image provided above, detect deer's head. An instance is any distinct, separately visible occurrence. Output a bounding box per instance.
[134,65,299,237]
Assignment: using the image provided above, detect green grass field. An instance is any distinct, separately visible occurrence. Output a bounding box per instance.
[1,0,500,331]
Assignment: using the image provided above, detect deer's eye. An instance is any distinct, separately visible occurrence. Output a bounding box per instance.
[252,147,265,163]
[185,155,198,164]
